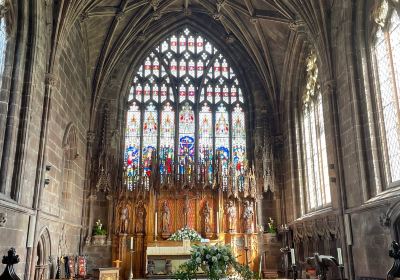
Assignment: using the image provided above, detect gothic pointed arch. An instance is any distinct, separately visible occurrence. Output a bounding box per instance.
[60,123,79,210]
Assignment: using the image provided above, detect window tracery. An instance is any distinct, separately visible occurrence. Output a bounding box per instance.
[124,27,247,190]
[300,50,331,211]
[372,1,400,184]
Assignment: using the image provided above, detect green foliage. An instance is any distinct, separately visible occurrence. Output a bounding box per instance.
[174,244,254,280]
[266,217,276,234]
[169,227,202,242]
[93,219,107,236]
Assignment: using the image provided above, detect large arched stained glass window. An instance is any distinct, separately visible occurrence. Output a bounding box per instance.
[372,1,400,184]
[300,51,331,211]
[124,27,247,189]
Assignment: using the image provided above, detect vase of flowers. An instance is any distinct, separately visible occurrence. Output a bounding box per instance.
[174,244,253,280]
[168,227,202,242]
[265,217,277,240]
[92,219,107,246]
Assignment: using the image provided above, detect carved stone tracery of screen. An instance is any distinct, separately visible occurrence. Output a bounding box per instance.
[124,27,252,195]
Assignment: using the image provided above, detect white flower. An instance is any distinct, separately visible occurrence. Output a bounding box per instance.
[196,257,201,263]
[212,256,217,262]
[206,254,211,259]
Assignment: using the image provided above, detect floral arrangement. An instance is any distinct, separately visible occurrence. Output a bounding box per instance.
[168,227,202,242]
[174,244,253,280]
[93,219,107,236]
[266,217,276,234]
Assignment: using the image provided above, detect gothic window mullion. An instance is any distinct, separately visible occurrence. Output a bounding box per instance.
[315,93,326,206]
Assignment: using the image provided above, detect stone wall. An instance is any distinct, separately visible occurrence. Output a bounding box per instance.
[0,0,90,278]
[280,1,396,279]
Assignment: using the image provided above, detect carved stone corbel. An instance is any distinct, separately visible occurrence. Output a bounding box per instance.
[0,212,7,227]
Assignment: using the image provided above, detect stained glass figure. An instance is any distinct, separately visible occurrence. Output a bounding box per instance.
[160,103,175,175]
[142,103,158,177]
[125,103,141,189]
[179,103,195,173]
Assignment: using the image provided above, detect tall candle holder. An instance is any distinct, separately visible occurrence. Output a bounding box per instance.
[244,234,249,266]
[128,238,135,280]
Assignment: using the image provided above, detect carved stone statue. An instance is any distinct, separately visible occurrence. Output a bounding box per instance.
[226,200,236,233]
[183,194,190,227]
[242,200,254,233]
[135,201,146,234]
[119,204,129,234]
[202,201,211,237]
[161,201,170,236]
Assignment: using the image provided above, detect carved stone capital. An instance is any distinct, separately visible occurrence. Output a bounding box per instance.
[0,212,7,227]
[380,213,391,228]
[79,11,89,22]
[115,10,124,21]
[152,11,161,21]
[213,13,223,21]
[149,0,160,10]
[224,33,235,44]
[137,32,146,42]
[289,20,305,32]
[45,73,60,88]
[87,131,95,144]
[250,17,258,25]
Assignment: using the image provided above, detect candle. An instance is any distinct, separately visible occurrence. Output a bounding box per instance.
[216,211,220,234]
[155,212,158,238]
[130,237,134,250]
[244,235,248,247]
[337,248,343,265]
[290,248,295,265]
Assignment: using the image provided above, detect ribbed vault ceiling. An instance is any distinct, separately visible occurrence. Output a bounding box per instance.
[54,0,332,123]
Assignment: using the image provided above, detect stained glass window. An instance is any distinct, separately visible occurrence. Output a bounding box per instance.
[372,5,400,184]
[300,51,331,212]
[124,27,247,186]
[0,6,7,90]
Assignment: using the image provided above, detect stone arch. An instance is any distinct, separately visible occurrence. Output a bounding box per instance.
[34,227,51,280]
[60,123,79,210]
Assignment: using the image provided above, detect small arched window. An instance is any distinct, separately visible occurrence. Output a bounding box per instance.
[371,1,400,184]
[299,51,331,212]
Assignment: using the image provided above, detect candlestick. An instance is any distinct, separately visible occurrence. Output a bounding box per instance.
[216,211,220,234]
[155,212,158,240]
[337,248,343,265]
[130,237,134,250]
[290,248,295,265]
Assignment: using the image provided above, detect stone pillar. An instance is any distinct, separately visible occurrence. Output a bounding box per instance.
[106,194,113,244]
[85,194,97,244]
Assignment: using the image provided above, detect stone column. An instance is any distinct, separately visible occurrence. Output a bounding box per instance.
[85,194,97,244]
[106,194,113,244]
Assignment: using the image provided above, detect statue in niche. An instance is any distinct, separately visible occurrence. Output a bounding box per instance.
[226,200,236,233]
[242,200,254,234]
[161,201,170,234]
[119,204,129,234]
[135,201,146,234]
[183,194,190,227]
[202,201,212,237]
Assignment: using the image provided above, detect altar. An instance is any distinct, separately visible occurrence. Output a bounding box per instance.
[145,241,196,277]
[109,152,261,279]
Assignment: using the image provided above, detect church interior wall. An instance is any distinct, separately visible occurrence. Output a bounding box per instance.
[1,1,400,280]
